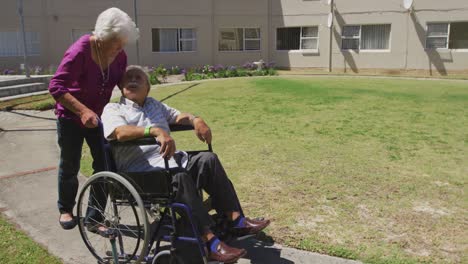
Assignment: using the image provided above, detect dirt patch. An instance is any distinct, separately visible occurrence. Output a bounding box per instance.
[412,202,452,217]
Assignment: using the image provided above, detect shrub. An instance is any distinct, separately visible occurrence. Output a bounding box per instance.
[182,61,276,81]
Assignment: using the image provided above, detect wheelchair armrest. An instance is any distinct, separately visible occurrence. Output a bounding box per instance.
[108,124,193,146]
[169,124,194,132]
[109,137,158,146]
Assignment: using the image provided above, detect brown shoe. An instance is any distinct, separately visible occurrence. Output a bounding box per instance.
[208,240,246,263]
[231,217,271,236]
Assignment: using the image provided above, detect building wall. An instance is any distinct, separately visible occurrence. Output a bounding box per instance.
[1,0,467,74]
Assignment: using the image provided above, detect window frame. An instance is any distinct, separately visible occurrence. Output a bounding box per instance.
[151,28,197,53]
[341,24,392,52]
[275,26,320,52]
[0,31,41,57]
[425,22,468,51]
[218,27,261,52]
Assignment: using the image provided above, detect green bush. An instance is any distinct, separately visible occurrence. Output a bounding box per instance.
[182,62,277,81]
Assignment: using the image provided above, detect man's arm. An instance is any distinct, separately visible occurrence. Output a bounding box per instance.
[112,125,176,158]
[175,113,212,144]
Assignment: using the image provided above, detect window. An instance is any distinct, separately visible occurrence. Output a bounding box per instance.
[426,22,468,49]
[218,28,261,51]
[152,28,196,52]
[0,31,40,57]
[341,24,391,50]
[276,26,319,51]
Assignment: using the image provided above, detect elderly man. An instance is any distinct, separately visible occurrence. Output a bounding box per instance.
[101,65,270,263]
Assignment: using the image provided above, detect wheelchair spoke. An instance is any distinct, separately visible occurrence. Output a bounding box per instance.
[77,172,149,264]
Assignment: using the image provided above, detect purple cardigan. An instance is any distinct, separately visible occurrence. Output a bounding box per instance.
[48,34,127,125]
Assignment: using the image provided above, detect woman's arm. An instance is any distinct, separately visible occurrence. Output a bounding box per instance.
[57,93,98,128]
[49,46,99,128]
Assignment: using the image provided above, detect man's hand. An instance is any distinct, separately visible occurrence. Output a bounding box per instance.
[80,110,99,128]
[193,118,212,144]
[156,130,176,159]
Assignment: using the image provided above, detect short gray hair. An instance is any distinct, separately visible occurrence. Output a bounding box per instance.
[125,65,151,91]
[93,7,139,42]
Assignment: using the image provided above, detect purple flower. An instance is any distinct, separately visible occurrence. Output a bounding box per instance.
[228,66,237,71]
[214,64,225,71]
[242,62,256,70]
[181,68,187,75]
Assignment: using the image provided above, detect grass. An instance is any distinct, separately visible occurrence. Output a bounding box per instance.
[0,94,55,111]
[277,69,468,80]
[79,76,467,263]
[0,214,62,264]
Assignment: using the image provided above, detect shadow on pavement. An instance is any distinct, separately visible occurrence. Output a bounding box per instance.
[231,238,294,264]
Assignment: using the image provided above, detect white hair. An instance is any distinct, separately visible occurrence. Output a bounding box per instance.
[93,7,139,42]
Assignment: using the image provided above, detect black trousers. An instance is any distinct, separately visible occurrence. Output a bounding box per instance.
[56,118,106,223]
[172,152,242,234]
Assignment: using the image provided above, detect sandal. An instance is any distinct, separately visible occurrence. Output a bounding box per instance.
[59,213,77,230]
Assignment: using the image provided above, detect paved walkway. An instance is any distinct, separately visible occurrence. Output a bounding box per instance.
[0,107,361,264]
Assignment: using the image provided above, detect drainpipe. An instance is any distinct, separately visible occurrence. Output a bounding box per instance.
[133,0,140,64]
[211,0,215,66]
[328,0,334,73]
[17,0,30,77]
[267,0,271,64]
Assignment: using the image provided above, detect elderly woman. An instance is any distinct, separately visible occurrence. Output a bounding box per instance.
[48,7,139,230]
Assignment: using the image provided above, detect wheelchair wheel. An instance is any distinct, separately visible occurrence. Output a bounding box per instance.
[152,250,170,264]
[77,171,149,264]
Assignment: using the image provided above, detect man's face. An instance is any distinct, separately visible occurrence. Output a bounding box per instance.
[121,69,149,104]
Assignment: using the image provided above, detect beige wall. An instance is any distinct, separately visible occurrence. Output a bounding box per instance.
[1,0,467,74]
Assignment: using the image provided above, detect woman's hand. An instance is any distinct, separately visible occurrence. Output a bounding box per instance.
[80,110,99,128]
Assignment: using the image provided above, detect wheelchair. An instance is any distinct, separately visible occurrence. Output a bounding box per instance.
[75,124,241,264]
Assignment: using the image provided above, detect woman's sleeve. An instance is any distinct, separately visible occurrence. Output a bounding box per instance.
[48,49,84,100]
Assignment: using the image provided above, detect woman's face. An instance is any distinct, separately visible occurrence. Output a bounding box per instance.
[101,36,127,61]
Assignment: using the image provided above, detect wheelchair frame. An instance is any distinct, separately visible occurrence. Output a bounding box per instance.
[76,124,213,264]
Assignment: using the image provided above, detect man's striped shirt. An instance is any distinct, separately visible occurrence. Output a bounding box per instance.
[101,96,187,172]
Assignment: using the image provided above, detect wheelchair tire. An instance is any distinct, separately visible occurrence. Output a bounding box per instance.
[152,250,171,264]
[77,171,150,264]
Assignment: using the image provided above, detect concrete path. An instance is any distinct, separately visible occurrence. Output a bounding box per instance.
[0,109,360,264]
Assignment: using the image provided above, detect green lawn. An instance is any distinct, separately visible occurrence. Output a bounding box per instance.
[0,94,55,111]
[80,76,466,263]
[0,214,62,264]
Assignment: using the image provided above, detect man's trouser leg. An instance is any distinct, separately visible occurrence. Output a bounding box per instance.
[186,152,243,215]
[172,169,215,234]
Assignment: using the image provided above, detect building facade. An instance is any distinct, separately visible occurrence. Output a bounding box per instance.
[1,0,468,75]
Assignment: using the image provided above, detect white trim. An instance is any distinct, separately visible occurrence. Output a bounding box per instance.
[151,28,197,53]
[341,24,391,51]
[218,27,261,52]
[275,26,319,51]
[425,22,449,49]
[359,49,391,53]
[426,21,468,50]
